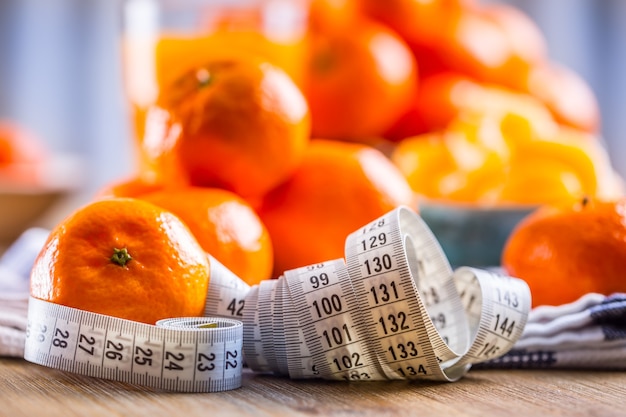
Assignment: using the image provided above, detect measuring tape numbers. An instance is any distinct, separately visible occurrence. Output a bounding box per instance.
[243,206,531,382]
[23,256,248,393]
[23,205,531,391]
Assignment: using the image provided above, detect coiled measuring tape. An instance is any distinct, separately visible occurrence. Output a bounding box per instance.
[24,206,531,390]
[243,206,531,382]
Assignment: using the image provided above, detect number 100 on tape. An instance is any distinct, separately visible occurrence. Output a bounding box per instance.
[243,206,532,382]
[24,205,531,391]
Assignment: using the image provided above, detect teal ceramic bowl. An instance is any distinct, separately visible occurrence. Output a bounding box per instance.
[418,199,536,268]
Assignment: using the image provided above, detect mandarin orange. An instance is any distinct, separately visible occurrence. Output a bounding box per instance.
[30,198,210,324]
[138,186,273,286]
[303,17,418,141]
[0,121,47,166]
[140,56,310,198]
[502,197,626,307]
[435,5,546,89]
[384,72,477,141]
[476,3,547,89]
[257,139,416,276]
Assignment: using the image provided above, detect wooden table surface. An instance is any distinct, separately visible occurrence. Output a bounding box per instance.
[3,200,625,416]
[1,358,625,417]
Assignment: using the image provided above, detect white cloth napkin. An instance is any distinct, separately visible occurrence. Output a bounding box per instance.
[476,292,626,370]
[0,289,28,357]
[1,228,625,371]
[0,228,48,357]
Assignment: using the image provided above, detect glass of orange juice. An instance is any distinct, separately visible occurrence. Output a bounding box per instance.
[121,0,310,174]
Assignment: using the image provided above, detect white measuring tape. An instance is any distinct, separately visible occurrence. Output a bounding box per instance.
[243,206,531,382]
[23,206,531,391]
[23,256,248,393]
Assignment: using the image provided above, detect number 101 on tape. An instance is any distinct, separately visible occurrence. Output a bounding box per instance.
[243,206,531,382]
[24,206,531,391]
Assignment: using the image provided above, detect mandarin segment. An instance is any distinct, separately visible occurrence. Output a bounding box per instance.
[494,158,585,206]
[391,133,455,199]
[444,113,510,171]
[29,198,210,325]
[512,130,605,198]
[385,72,558,143]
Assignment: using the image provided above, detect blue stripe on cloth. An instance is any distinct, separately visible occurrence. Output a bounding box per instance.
[601,325,626,341]
[472,349,557,369]
[590,293,626,332]
[474,293,626,370]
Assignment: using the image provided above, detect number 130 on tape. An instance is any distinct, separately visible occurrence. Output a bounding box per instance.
[243,206,532,382]
[24,205,531,391]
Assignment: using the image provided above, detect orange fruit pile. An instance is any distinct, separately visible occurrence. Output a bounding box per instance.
[329,0,619,207]
[502,197,626,307]
[30,198,211,324]
[36,0,626,322]
[303,16,417,142]
[93,47,415,297]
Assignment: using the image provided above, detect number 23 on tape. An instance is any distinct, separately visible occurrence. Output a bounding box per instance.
[24,205,531,391]
[24,297,244,393]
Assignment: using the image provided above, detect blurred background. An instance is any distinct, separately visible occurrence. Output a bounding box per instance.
[0,0,624,198]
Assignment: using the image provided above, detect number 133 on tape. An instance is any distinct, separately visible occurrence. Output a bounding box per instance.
[24,205,531,391]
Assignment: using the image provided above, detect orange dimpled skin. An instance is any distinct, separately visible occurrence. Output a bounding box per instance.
[502,197,626,307]
[139,187,274,286]
[143,57,311,199]
[30,198,211,324]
